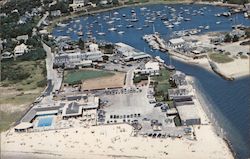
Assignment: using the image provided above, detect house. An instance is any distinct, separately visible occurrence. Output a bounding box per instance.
[17,16,28,24]
[145,61,160,76]
[169,71,188,87]
[89,43,99,52]
[168,38,185,49]
[230,29,245,38]
[70,0,85,11]
[14,43,28,56]
[51,10,61,17]
[16,35,29,42]
[245,3,250,12]
[135,61,160,76]
[168,88,192,100]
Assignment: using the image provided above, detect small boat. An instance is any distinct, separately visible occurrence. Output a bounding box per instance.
[57,23,68,27]
[166,64,175,70]
[118,31,125,34]
[77,31,83,36]
[140,7,147,11]
[122,14,126,17]
[108,27,117,31]
[126,24,133,28]
[131,18,139,22]
[204,25,210,30]
[166,24,174,28]
[244,12,249,18]
[155,56,164,63]
[184,18,191,21]
[107,20,114,24]
[136,27,143,30]
[97,32,106,36]
[198,25,204,29]
[216,21,221,24]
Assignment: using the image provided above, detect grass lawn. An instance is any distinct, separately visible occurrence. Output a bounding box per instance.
[209,53,234,63]
[0,60,46,132]
[0,110,24,132]
[152,68,172,102]
[64,69,115,85]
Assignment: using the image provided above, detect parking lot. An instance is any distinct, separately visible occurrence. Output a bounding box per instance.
[98,85,185,136]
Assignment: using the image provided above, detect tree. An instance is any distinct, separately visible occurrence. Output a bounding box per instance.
[232,35,239,42]
[78,38,85,50]
[224,34,232,42]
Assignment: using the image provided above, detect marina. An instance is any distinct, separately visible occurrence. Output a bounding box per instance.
[51,4,250,158]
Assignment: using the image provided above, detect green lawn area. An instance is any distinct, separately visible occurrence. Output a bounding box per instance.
[133,74,148,83]
[152,68,172,102]
[1,60,46,90]
[209,53,234,63]
[64,69,115,85]
[0,60,46,132]
[0,110,24,132]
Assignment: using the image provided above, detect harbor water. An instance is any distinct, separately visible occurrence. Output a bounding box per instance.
[52,4,250,158]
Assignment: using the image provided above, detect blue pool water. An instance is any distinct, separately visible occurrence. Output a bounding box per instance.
[37,117,53,127]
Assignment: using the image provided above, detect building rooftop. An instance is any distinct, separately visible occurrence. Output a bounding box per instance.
[169,38,185,45]
[176,104,200,121]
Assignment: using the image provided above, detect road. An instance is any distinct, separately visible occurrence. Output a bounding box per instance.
[125,69,135,88]
[37,11,49,28]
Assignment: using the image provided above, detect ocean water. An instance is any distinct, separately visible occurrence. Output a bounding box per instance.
[52,4,250,158]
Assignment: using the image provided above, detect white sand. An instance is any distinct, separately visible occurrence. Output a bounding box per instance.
[1,123,233,159]
[215,59,250,78]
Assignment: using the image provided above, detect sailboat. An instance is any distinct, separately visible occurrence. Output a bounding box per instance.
[131,12,139,22]
[97,24,106,36]
[166,54,175,71]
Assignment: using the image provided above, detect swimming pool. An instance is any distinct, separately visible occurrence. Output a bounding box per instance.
[37,117,53,127]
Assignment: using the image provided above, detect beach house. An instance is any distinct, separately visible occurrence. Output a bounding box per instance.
[14,43,28,57]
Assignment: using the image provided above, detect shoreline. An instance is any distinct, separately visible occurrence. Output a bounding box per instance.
[47,0,243,33]
[187,76,236,158]
[167,50,250,80]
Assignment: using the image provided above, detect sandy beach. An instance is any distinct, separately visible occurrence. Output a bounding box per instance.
[1,124,233,159]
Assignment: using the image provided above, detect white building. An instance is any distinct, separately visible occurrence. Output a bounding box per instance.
[51,10,61,17]
[14,43,28,56]
[168,38,185,49]
[145,61,160,76]
[115,42,151,61]
[135,61,160,76]
[89,43,99,52]
[70,0,85,11]
[16,35,29,42]
[54,51,103,68]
